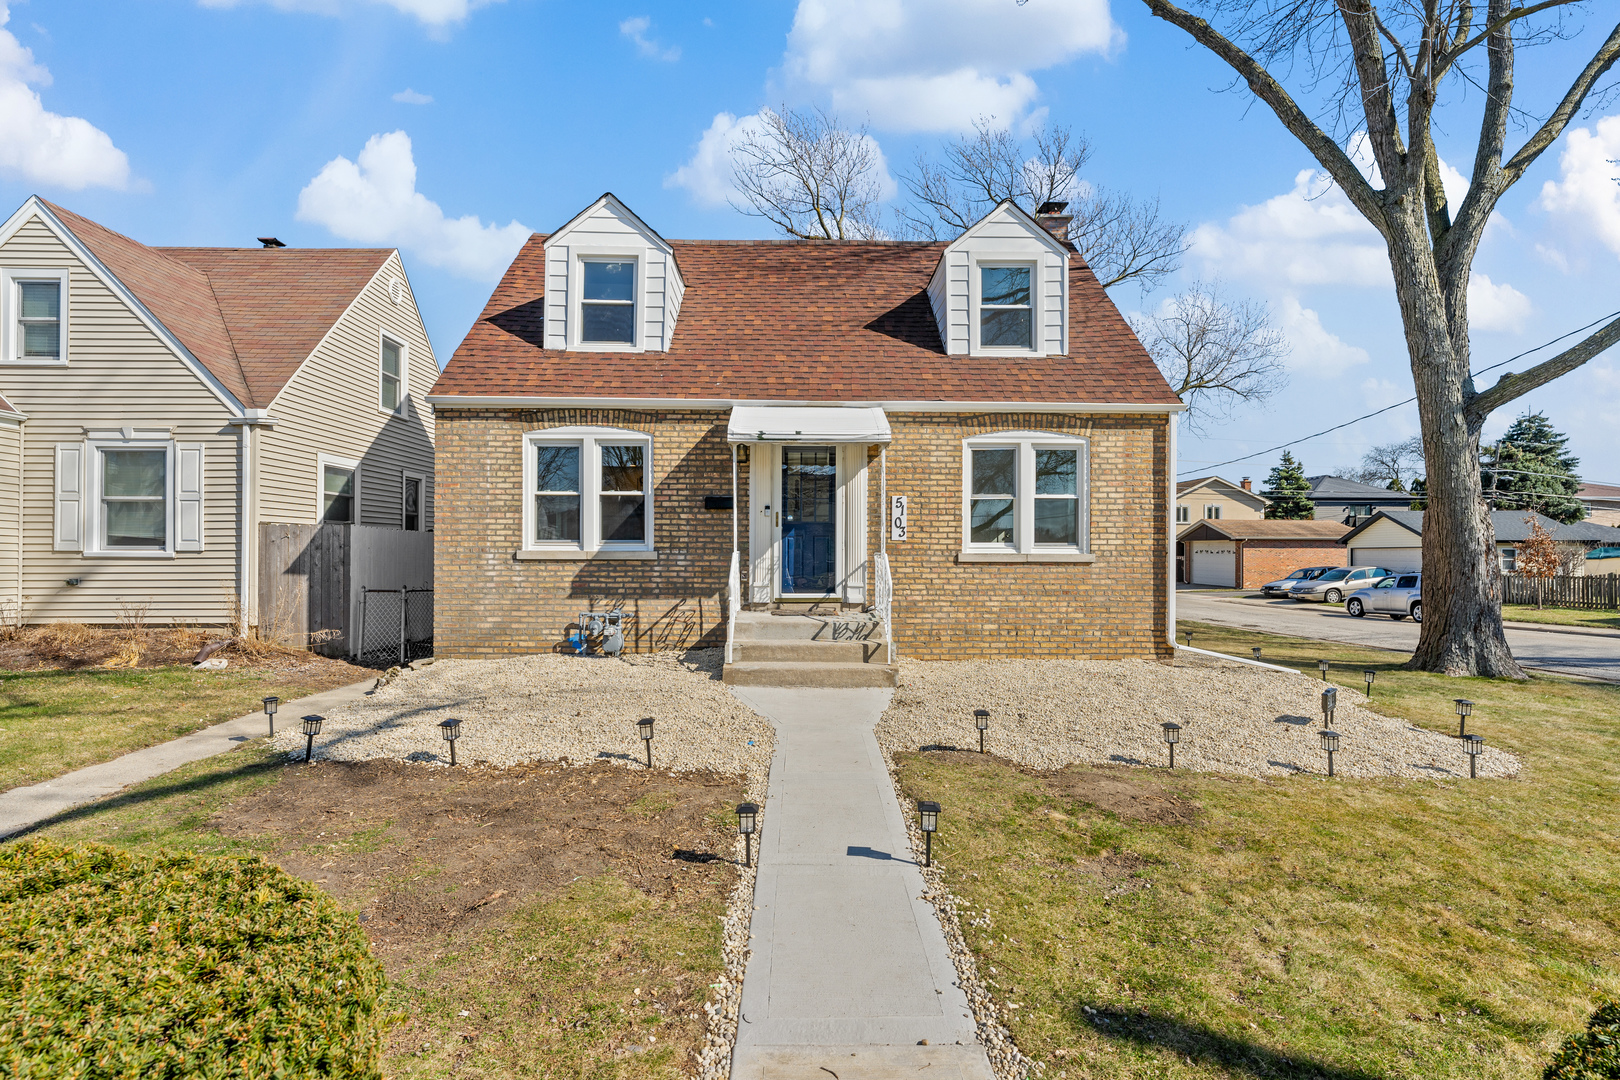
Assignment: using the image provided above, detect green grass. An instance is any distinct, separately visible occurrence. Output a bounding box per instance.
[1501,605,1620,631]
[893,621,1620,1079]
[0,664,362,793]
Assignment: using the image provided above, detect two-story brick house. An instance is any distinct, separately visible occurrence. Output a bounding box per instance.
[428,194,1184,682]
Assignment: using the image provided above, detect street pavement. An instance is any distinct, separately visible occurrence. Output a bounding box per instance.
[1176,588,1619,683]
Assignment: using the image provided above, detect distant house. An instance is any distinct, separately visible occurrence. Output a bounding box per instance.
[1339,510,1620,574]
[1175,475,1268,524]
[0,197,437,629]
[1304,474,1414,524]
[1176,518,1349,588]
[1577,482,1620,527]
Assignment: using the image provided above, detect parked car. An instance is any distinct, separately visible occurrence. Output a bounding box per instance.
[1347,573,1423,622]
[1288,566,1395,603]
[1259,566,1335,598]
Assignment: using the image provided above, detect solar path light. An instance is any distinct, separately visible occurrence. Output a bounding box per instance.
[1184,630,1193,648]
[1320,729,1340,777]
[439,717,462,766]
[1318,659,1330,681]
[1161,722,1182,768]
[1462,733,1484,778]
[1364,669,1376,698]
[1321,686,1337,728]
[262,696,279,736]
[301,715,324,763]
[917,801,940,867]
[974,709,990,754]
[736,802,758,867]
[1454,699,1474,738]
[637,717,655,768]
[1252,646,1262,662]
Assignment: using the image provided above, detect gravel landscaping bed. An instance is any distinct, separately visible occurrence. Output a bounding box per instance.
[878,657,1519,780]
[269,649,774,783]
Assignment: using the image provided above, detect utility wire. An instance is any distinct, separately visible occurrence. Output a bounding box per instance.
[1178,307,1620,477]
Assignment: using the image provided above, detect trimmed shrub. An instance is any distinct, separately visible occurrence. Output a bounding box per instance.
[1546,996,1620,1079]
[0,840,388,1079]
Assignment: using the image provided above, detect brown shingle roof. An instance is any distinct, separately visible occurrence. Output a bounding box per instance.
[0,392,21,417]
[1179,519,1351,542]
[433,236,1183,405]
[43,201,390,409]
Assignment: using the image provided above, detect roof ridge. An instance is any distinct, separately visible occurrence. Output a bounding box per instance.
[199,267,253,407]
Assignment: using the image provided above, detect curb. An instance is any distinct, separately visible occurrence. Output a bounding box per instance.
[1501,620,1620,639]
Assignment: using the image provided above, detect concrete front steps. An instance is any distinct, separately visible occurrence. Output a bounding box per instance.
[723,610,898,688]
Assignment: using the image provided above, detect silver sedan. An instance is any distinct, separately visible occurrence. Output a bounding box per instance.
[1347,572,1423,622]
[1259,566,1335,598]
[1288,565,1394,604]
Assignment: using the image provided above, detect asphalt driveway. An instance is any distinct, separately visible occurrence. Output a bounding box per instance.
[1176,587,1620,683]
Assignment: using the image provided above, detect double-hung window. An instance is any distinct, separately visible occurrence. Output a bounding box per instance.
[380,336,404,413]
[55,432,203,556]
[963,433,1089,559]
[978,265,1033,350]
[319,455,360,524]
[1176,504,1190,524]
[100,447,167,550]
[580,259,636,344]
[523,428,652,555]
[3,269,69,364]
[1204,504,1222,520]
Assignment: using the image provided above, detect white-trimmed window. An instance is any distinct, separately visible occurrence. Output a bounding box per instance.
[379,335,405,414]
[1204,504,1222,520]
[522,427,652,554]
[580,259,636,345]
[977,264,1033,350]
[54,432,204,556]
[402,472,423,532]
[963,432,1088,556]
[1500,546,1517,573]
[318,454,361,524]
[3,268,69,365]
[1176,504,1190,524]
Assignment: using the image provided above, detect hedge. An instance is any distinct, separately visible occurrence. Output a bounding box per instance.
[1546,996,1620,1079]
[0,840,388,1079]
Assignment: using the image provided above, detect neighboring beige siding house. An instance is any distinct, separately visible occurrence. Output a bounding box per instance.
[1174,475,1268,525]
[0,197,436,628]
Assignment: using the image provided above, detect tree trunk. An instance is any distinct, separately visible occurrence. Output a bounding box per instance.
[1382,207,1527,678]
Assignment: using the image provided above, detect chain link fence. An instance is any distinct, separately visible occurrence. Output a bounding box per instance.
[357,588,434,668]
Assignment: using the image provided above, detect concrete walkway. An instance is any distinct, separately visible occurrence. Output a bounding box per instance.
[0,677,377,839]
[728,687,992,1080]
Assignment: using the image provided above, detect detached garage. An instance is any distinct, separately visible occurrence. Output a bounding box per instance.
[1177,519,1351,589]
[1342,515,1426,570]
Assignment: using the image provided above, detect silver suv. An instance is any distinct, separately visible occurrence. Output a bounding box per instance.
[1288,565,1394,603]
[1347,572,1423,622]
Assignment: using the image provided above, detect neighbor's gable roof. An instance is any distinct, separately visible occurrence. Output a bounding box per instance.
[1176,475,1271,505]
[1178,519,1348,542]
[40,200,392,410]
[432,234,1183,406]
[1306,475,1414,499]
[1338,509,1620,545]
[1578,482,1620,503]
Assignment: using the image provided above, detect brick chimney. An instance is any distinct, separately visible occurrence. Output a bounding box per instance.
[1240,477,1252,491]
[1035,200,1073,240]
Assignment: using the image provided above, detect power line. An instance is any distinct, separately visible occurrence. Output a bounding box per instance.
[1177,307,1620,477]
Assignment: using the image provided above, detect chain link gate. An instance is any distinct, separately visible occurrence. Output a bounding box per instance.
[357,587,434,667]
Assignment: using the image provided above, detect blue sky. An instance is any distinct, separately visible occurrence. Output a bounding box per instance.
[3,0,1617,486]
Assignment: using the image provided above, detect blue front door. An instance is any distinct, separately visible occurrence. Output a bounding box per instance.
[781,446,837,595]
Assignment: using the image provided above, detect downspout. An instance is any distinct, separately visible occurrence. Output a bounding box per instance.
[16,418,24,617]
[238,421,253,636]
[1165,413,1291,673]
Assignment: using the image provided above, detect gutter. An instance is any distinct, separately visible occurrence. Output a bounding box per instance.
[425,394,1188,415]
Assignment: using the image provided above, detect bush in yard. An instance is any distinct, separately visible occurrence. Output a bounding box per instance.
[1546,996,1620,1079]
[0,839,388,1079]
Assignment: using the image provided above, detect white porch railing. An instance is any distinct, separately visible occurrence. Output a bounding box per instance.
[725,550,741,665]
[874,551,894,665]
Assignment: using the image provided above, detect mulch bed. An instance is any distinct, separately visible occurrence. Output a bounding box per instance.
[0,626,371,680]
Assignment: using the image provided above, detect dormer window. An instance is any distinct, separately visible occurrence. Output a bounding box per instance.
[980,265,1032,350]
[581,259,636,344]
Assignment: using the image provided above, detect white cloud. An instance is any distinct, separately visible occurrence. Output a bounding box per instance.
[780,0,1119,133]
[1537,114,1620,256]
[197,0,500,30]
[392,88,432,105]
[1276,296,1372,376]
[1190,168,1389,288]
[1467,273,1533,333]
[0,3,129,190]
[295,131,529,280]
[666,109,898,208]
[620,16,680,62]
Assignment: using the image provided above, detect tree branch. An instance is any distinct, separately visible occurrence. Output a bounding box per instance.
[1501,19,1620,185]
[1465,315,1620,424]
[1440,0,1583,64]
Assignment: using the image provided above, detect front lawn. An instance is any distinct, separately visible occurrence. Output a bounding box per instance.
[892,622,1620,1079]
[1501,605,1620,632]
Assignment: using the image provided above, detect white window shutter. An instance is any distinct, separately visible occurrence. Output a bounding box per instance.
[175,444,204,551]
[54,443,84,551]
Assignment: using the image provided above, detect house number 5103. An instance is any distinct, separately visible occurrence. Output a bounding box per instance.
[890,495,908,541]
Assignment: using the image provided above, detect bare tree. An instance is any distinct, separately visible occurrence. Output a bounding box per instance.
[1137,0,1620,678]
[729,106,885,240]
[1359,436,1427,490]
[898,118,1188,290]
[1130,281,1289,431]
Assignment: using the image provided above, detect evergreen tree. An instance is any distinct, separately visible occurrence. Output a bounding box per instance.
[1481,412,1585,524]
[1408,477,1428,511]
[1262,451,1316,519]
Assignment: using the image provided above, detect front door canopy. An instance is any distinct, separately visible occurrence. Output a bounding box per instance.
[726,406,891,444]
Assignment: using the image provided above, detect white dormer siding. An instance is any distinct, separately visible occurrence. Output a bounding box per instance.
[542,194,684,353]
[928,201,1070,357]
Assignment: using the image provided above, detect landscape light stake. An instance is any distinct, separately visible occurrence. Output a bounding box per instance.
[1321,686,1337,729]
[301,715,324,763]
[1318,659,1330,681]
[638,717,655,768]
[1184,630,1193,648]
[439,717,462,766]
[1364,670,1376,698]
[974,709,990,754]
[1252,646,1262,663]
[1462,734,1484,779]
[1320,729,1340,777]
[917,801,940,868]
[262,696,279,736]
[736,802,758,867]
[1454,699,1473,738]
[1161,722,1181,768]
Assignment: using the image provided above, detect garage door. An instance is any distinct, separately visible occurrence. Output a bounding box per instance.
[1350,547,1422,572]
[1191,542,1236,586]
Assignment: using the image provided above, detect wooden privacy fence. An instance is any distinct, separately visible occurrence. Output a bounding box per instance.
[1503,573,1620,610]
[260,523,434,657]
